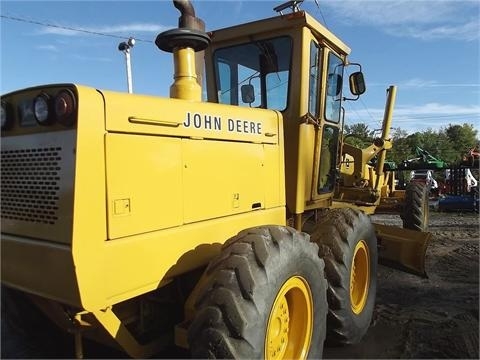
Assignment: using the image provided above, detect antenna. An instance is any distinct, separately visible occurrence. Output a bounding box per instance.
[274,0,304,15]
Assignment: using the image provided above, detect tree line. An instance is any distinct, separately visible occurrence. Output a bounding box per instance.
[343,122,479,166]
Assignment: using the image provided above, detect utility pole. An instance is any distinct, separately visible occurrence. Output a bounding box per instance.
[118,37,135,93]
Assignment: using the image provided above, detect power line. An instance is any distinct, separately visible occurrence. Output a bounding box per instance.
[0,14,153,43]
[313,0,329,29]
[395,113,480,120]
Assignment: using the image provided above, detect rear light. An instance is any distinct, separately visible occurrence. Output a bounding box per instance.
[54,89,76,126]
[33,93,53,125]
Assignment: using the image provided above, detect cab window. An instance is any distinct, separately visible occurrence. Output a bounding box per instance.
[309,41,321,117]
[213,36,292,111]
[318,125,339,193]
[325,52,344,123]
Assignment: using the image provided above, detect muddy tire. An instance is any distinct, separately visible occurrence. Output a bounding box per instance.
[187,226,328,359]
[402,183,429,231]
[310,208,377,345]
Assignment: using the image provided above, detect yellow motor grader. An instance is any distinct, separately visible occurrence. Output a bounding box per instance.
[1,0,430,358]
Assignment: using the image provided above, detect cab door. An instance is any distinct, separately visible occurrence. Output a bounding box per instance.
[308,42,344,204]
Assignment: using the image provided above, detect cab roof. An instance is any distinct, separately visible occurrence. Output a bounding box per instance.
[208,10,351,56]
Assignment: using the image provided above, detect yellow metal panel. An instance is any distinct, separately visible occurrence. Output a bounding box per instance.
[295,123,315,214]
[105,134,183,239]
[263,144,285,208]
[102,91,279,145]
[73,87,285,309]
[71,85,109,309]
[0,84,106,308]
[103,207,286,306]
[183,139,265,223]
[1,234,80,306]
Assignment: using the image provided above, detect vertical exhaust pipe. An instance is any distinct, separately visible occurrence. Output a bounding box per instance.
[156,0,210,101]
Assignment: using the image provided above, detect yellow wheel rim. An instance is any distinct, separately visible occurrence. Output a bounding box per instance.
[350,240,370,315]
[265,276,313,360]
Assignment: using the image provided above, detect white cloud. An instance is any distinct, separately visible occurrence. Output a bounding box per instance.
[71,54,112,63]
[400,78,439,88]
[345,102,480,134]
[387,20,479,41]
[395,102,480,117]
[324,0,480,41]
[37,23,170,37]
[399,78,480,88]
[35,44,59,52]
[38,27,78,36]
[325,0,452,25]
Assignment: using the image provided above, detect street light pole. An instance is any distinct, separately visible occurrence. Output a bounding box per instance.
[118,38,135,93]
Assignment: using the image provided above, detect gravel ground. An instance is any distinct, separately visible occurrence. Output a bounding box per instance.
[2,211,479,359]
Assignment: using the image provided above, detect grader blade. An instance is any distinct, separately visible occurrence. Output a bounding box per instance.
[374,223,431,277]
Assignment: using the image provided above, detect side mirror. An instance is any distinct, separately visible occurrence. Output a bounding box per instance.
[241,84,255,104]
[349,71,366,96]
[327,74,342,97]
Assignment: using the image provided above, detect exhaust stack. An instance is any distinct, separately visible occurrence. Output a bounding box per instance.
[156,0,210,101]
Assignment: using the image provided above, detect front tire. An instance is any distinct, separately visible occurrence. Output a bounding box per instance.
[310,208,377,345]
[188,226,328,359]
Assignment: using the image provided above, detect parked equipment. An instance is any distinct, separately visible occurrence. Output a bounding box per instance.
[1,0,430,358]
[398,146,449,170]
[439,167,479,212]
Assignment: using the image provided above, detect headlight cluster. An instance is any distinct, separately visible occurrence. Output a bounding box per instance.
[1,88,77,131]
[33,89,76,126]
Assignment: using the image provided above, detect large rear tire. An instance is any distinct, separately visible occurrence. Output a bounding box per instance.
[187,226,328,359]
[402,183,429,231]
[310,208,377,345]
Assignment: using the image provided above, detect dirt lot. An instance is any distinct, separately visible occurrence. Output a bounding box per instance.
[1,211,479,359]
[325,211,479,359]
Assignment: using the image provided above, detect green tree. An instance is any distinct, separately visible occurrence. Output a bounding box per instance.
[444,123,478,162]
[343,123,374,148]
[406,129,452,164]
[387,127,413,164]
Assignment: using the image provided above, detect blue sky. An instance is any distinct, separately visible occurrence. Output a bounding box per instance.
[1,0,479,135]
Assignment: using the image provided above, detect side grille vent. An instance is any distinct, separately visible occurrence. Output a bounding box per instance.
[1,147,62,225]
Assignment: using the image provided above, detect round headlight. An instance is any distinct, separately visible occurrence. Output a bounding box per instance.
[34,93,53,125]
[54,89,76,126]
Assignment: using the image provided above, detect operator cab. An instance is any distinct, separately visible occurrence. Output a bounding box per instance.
[204,1,365,223]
